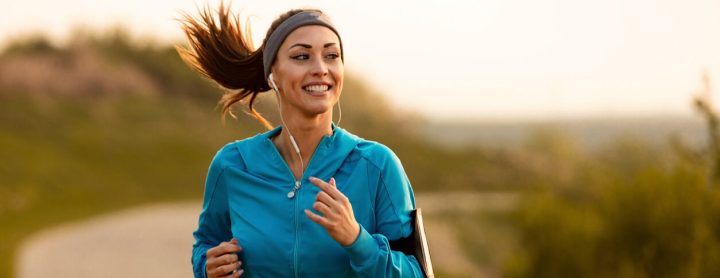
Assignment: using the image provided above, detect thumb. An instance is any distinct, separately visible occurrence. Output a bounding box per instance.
[330,177,336,187]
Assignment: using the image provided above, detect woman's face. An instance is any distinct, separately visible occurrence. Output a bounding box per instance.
[271,25,343,118]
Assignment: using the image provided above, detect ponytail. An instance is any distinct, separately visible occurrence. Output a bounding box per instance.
[178,4,331,130]
[177,2,272,129]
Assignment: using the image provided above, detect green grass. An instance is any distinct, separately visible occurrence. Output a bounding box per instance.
[0,95,259,277]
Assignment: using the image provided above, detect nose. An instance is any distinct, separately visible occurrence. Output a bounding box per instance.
[310,57,329,77]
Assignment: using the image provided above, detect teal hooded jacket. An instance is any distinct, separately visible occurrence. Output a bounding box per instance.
[192,126,424,277]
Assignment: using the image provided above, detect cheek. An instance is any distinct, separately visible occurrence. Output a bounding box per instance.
[280,73,303,89]
[331,65,344,83]
[334,62,344,74]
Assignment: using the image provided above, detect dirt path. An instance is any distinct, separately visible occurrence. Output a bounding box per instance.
[16,192,516,278]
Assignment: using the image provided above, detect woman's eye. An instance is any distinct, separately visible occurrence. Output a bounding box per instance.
[291,54,309,60]
[325,53,340,60]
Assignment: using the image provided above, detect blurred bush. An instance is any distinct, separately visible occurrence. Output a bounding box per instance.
[504,74,720,277]
[506,156,720,277]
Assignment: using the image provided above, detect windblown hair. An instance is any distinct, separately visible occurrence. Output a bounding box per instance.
[177,3,314,130]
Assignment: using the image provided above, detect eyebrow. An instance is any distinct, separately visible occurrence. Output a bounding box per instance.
[289,42,338,49]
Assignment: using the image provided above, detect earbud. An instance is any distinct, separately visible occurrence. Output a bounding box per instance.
[268,73,279,93]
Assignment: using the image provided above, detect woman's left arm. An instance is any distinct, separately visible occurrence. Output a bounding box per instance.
[305,150,425,278]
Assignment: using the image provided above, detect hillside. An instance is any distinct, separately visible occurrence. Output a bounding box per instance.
[424,116,706,150]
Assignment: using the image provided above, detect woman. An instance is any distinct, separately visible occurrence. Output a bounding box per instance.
[179,4,425,277]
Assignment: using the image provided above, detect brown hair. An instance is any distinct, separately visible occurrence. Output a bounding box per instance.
[177,3,313,130]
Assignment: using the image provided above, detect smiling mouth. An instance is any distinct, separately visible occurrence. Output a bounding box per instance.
[303,84,332,94]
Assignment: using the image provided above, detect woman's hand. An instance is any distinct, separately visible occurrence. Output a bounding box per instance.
[205,238,244,278]
[305,177,361,246]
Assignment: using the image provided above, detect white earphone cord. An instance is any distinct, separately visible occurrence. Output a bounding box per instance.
[269,74,342,198]
[336,99,342,127]
[270,74,304,198]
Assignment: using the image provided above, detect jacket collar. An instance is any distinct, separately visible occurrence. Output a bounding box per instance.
[238,123,360,183]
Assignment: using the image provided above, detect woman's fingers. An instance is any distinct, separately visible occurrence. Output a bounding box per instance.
[305,177,361,246]
[209,261,241,277]
[311,177,352,207]
[308,177,351,217]
[207,240,241,258]
[305,209,329,225]
[219,269,244,278]
[309,177,344,200]
[207,255,241,274]
[207,253,240,268]
[214,253,240,265]
[206,239,243,278]
[312,200,333,217]
[315,191,340,209]
[207,247,240,267]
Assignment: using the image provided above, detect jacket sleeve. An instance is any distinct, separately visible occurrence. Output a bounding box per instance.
[191,153,232,278]
[343,148,425,277]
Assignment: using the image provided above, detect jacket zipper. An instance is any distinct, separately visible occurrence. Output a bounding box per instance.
[283,172,301,278]
[294,182,300,278]
[268,135,328,277]
[277,162,300,277]
[277,161,301,277]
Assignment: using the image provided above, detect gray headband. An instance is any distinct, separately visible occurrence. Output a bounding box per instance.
[262,11,343,80]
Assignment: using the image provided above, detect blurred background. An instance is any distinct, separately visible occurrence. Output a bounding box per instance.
[2,0,720,277]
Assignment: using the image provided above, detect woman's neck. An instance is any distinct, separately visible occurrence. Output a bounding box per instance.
[273,112,333,180]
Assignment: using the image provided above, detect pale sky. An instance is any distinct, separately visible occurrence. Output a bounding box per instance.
[3,0,720,121]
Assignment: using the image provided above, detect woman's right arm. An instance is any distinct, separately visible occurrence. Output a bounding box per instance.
[192,154,236,278]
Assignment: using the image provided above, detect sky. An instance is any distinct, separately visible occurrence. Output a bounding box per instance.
[3,0,720,121]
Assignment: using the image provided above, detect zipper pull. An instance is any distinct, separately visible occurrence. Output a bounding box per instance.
[287,180,301,199]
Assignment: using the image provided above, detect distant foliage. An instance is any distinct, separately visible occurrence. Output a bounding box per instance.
[506,159,720,277]
[0,28,218,99]
[505,74,720,277]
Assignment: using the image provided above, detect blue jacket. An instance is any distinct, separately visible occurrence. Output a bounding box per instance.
[192,126,424,277]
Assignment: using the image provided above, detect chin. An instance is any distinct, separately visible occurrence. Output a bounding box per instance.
[307,104,333,115]
[301,99,335,115]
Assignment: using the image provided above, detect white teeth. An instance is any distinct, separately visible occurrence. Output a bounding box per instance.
[304,85,329,92]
